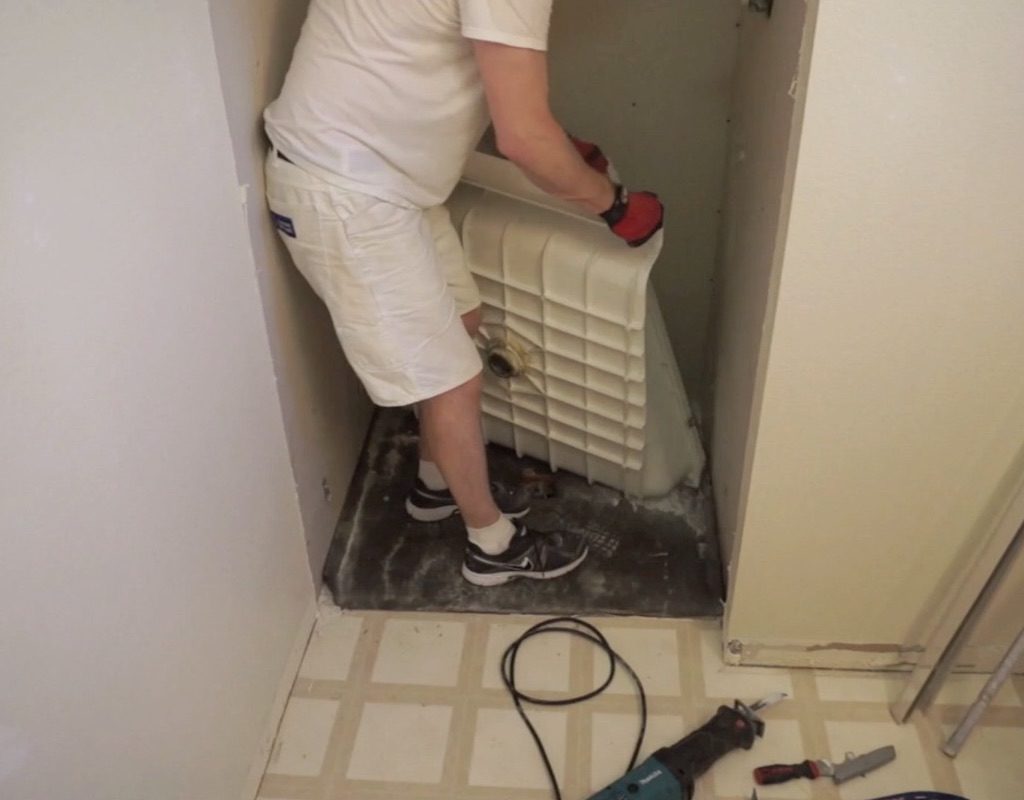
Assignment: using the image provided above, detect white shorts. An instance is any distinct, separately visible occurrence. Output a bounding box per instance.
[265,150,482,407]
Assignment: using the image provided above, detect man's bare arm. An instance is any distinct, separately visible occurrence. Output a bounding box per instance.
[471,40,615,215]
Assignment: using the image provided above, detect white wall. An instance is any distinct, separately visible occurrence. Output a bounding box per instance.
[547,0,739,402]
[207,0,373,578]
[724,1,1024,665]
[0,3,316,798]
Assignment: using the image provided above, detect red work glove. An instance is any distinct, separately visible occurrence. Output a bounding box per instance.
[570,134,663,248]
[601,185,664,248]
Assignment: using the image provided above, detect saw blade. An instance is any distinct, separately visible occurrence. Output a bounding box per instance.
[749,691,789,712]
[832,745,897,783]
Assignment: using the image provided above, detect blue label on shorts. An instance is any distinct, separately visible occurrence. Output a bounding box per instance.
[271,211,296,238]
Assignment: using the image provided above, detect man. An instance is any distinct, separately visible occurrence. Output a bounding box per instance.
[264,1,663,586]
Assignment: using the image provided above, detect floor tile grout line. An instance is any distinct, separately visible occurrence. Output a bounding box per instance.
[939,702,1024,726]
[257,773,320,800]
[338,778,550,799]
[327,689,811,720]
[445,787,553,800]
[297,673,1024,720]
[781,701,921,722]
[680,617,728,800]
[299,684,1022,715]
[675,621,702,721]
[319,615,386,800]
[1013,672,1024,703]
[788,669,839,800]
[443,617,489,792]
[337,782,451,799]
[567,629,595,798]
[324,681,752,708]
[683,620,710,712]
[915,705,965,796]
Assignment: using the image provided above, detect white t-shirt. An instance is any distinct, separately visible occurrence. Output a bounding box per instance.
[264,0,553,209]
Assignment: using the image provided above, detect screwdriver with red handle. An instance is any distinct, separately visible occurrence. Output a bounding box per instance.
[754,759,826,784]
[754,745,896,786]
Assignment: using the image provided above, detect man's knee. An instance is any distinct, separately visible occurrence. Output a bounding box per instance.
[449,370,482,400]
[461,307,482,338]
[420,372,483,422]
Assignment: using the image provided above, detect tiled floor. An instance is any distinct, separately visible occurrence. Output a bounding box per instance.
[259,597,1024,800]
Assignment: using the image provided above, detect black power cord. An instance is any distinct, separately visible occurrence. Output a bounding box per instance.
[501,617,648,800]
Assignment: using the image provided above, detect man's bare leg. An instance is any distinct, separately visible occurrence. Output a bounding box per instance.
[419,372,500,529]
[416,307,588,583]
[419,307,481,472]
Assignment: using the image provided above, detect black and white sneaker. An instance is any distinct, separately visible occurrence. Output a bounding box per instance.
[405,479,531,522]
[462,524,589,586]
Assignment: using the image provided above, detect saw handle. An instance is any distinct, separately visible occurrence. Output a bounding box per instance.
[654,703,762,791]
[753,760,821,785]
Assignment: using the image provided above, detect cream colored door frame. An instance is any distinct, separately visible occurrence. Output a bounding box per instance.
[891,458,1024,722]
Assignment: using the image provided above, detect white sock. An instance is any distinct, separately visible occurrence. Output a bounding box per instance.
[418,460,448,491]
[467,515,516,556]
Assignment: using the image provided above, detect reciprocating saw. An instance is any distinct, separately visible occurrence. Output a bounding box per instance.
[588,693,786,800]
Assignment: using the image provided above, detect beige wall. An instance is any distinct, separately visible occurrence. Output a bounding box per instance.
[547,0,739,403]
[710,0,816,570]
[208,0,373,578]
[1,3,317,798]
[724,1,1024,665]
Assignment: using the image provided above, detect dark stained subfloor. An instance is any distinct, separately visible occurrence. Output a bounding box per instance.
[324,409,724,618]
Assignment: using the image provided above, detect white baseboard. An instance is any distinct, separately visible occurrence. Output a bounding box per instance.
[724,637,918,670]
[724,638,1024,674]
[243,593,319,800]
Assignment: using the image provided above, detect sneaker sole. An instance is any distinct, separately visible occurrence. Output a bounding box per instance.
[405,497,458,522]
[461,547,589,587]
[405,497,531,523]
